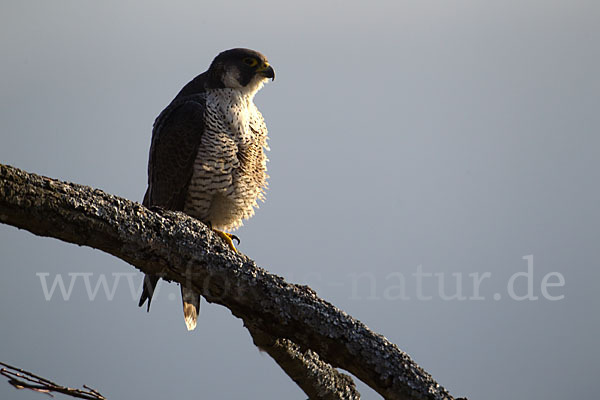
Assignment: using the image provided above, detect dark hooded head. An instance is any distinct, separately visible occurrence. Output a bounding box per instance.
[206,48,275,92]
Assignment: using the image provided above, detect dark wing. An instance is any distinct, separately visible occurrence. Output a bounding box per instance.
[143,95,206,210]
[139,95,205,311]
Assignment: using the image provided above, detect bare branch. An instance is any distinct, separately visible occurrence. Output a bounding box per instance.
[247,324,360,400]
[0,163,460,400]
[0,361,106,399]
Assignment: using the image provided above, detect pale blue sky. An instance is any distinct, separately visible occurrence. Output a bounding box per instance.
[1,1,599,399]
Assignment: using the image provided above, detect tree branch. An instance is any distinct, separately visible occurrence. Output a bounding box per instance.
[0,361,106,399]
[0,163,459,400]
[247,325,360,400]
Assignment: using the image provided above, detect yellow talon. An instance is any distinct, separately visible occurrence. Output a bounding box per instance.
[214,230,239,253]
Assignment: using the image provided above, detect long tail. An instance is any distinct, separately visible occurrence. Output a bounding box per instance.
[180,286,201,331]
[138,274,160,311]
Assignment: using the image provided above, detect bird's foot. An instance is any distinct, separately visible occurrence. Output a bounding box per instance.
[213,230,240,253]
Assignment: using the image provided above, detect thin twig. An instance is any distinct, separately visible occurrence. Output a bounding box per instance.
[0,362,106,400]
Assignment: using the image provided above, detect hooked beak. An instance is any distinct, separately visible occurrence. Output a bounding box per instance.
[258,62,275,81]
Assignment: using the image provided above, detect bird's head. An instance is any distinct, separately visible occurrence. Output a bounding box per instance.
[207,48,275,94]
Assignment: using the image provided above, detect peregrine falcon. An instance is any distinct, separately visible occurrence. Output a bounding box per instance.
[138,48,275,330]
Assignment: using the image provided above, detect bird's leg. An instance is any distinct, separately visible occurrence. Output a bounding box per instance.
[205,221,240,252]
[214,230,240,253]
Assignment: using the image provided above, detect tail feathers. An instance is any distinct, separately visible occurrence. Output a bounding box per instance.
[139,274,160,311]
[139,275,200,331]
[181,286,201,331]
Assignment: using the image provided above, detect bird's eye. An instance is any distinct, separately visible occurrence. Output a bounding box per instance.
[243,57,259,67]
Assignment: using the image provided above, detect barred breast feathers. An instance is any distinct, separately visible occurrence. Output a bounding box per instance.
[184,87,269,231]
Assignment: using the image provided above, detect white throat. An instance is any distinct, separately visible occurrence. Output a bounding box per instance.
[221,67,269,100]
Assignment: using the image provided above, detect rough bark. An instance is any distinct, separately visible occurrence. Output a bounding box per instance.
[247,325,360,400]
[0,163,457,400]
